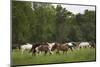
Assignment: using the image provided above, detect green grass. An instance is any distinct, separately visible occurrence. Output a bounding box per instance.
[12,48,96,65]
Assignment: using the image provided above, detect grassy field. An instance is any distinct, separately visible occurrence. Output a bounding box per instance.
[12,48,96,66]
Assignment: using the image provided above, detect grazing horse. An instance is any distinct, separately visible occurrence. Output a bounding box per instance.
[21,43,32,54]
[51,43,69,54]
[78,42,91,49]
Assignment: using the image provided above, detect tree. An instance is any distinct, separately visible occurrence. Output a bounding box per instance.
[12,1,96,45]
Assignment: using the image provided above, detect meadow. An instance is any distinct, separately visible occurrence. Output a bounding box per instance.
[12,48,96,66]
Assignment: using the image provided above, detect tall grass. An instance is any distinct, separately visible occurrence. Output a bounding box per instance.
[12,48,96,65]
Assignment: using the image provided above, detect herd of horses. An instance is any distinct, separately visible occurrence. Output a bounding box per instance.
[12,42,95,56]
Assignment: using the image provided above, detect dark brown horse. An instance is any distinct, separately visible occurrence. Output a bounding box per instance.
[51,42,69,54]
[30,42,53,55]
[29,43,40,55]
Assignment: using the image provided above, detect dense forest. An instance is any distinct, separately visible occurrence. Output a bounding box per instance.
[12,1,96,45]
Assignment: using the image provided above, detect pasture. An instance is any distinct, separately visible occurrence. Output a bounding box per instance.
[12,48,96,66]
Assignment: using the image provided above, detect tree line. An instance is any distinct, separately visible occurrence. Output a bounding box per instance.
[12,1,96,45]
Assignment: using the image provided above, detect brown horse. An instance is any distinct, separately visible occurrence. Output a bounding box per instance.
[51,42,69,54]
[30,42,54,56]
[35,45,52,55]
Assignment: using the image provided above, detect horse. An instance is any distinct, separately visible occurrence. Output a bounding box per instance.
[89,42,96,48]
[30,42,55,55]
[47,42,55,54]
[35,45,52,55]
[29,42,43,55]
[20,43,32,54]
[51,42,69,54]
[65,42,77,51]
[78,42,91,49]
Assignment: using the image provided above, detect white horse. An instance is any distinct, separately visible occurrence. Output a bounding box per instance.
[47,42,55,51]
[47,42,55,54]
[21,43,32,54]
[79,42,91,49]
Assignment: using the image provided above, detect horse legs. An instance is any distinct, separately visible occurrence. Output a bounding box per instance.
[50,51,53,55]
[63,51,65,54]
[56,49,60,54]
[62,50,67,54]
[21,49,25,54]
[29,48,33,53]
[66,50,68,54]
[48,50,53,55]
[32,50,36,56]
[44,51,48,55]
[69,47,73,51]
[79,46,81,49]
[35,47,41,56]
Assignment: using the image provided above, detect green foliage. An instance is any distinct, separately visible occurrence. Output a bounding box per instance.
[12,1,96,44]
